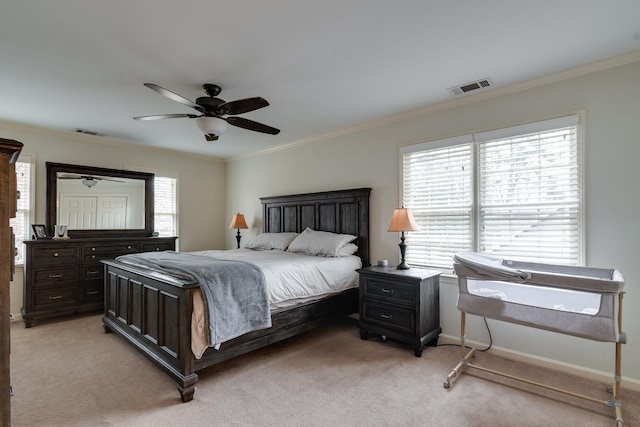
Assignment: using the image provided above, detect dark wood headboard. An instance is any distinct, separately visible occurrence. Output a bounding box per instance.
[260,188,372,267]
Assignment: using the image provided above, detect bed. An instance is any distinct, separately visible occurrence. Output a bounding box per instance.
[444,252,626,425]
[102,188,371,402]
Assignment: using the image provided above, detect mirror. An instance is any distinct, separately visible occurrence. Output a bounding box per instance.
[46,162,154,238]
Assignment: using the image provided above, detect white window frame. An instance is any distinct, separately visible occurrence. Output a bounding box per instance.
[11,153,35,266]
[400,114,584,273]
[126,166,178,246]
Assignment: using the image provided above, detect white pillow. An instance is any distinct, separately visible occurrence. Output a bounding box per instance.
[337,242,359,257]
[244,232,299,251]
[286,227,356,257]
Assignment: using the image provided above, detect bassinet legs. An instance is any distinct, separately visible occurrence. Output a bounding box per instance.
[444,306,624,426]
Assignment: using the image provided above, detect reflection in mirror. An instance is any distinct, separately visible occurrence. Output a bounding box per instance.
[56,172,146,230]
[46,162,154,238]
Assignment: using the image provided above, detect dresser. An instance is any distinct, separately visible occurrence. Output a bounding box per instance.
[22,236,176,327]
[1,138,22,427]
[358,266,441,357]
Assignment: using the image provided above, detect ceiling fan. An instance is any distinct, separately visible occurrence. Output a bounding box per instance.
[133,83,280,142]
[59,174,125,188]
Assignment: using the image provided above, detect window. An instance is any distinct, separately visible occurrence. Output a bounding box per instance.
[154,175,178,238]
[401,115,582,272]
[10,155,34,265]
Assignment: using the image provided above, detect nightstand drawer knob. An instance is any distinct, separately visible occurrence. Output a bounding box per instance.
[382,288,393,294]
[380,313,393,319]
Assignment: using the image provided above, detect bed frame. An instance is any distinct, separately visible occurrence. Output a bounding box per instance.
[102,188,371,402]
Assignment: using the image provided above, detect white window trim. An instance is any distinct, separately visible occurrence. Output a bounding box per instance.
[398,113,585,272]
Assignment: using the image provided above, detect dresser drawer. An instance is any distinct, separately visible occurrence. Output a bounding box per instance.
[141,241,174,252]
[33,267,78,287]
[31,246,79,266]
[82,264,104,280]
[362,277,416,307]
[82,281,104,303]
[83,242,139,256]
[361,301,415,334]
[34,287,77,308]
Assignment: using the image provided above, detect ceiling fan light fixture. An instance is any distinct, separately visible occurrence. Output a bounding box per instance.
[82,178,97,188]
[196,116,227,137]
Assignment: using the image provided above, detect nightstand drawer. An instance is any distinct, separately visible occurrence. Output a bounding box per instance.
[362,277,415,307]
[361,302,415,334]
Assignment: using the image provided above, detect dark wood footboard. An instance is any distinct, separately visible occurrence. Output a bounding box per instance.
[102,261,201,401]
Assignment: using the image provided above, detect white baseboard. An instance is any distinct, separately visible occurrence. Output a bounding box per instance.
[438,333,640,393]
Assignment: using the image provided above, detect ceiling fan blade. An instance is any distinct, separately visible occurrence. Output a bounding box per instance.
[95,177,125,183]
[143,83,205,112]
[133,113,199,121]
[218,97,269,115]
[225,116,280,135]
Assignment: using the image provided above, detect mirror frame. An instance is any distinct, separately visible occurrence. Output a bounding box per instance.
[46,162,154,238]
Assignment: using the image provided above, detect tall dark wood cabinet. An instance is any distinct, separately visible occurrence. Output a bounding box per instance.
[22,236,176,327]
[1,138,23,427]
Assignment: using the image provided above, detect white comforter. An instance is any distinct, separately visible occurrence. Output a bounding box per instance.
[188,248,361,357]
[189,248,361,308]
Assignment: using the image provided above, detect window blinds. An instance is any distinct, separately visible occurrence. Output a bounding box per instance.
[154,176,177,237]
[402,137,473,270]
[400,115,581,270]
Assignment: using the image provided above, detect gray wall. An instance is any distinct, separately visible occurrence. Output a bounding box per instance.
[226,59,640,384]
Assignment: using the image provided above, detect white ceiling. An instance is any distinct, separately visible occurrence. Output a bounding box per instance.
[1,1,639,159]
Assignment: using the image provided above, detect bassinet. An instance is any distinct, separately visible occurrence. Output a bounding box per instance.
[445,252,626,425]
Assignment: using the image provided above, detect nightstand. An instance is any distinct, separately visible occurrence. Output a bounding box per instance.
[357,266,441,357]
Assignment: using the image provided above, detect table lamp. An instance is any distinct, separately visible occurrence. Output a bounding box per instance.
[229,213,249,249]
[387,207,419,269]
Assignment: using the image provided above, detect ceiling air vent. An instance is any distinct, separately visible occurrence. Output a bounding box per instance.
[74,128,103,136]
[448,77,494,96]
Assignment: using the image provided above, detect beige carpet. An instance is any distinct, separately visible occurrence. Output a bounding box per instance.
[9,314,639,426]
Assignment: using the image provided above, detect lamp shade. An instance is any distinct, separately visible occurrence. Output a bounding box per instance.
[387,208,419,232]
[228,213,249,230]
[196,116,228,135]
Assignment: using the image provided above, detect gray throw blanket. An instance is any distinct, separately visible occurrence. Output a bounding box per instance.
[115,251,271,348]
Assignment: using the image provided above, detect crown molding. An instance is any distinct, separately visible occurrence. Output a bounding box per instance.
[232,49,640,162]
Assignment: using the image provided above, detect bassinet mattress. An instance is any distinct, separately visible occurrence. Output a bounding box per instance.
[188,249,361,357]
[453,252,625,343]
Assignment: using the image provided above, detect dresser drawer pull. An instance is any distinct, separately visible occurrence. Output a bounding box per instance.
[91,247,96,251]
[380,313,393,319]
[381,288,393,294]
[155,247,161,251]
[53,252,59,257]
[49,273,63,278]
[49,295,63,300]
[91,255,96,259]
[127,245,132,249]
[87,291,99,295]
[87,270,100,275]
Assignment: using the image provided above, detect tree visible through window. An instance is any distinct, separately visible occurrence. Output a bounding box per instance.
[401,115,582,272]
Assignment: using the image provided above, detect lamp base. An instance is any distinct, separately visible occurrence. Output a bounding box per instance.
[396,234,410,270]
[396,261,410,270]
